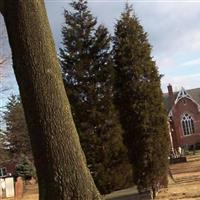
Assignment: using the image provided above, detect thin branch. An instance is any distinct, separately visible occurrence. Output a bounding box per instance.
[0,58,6,65]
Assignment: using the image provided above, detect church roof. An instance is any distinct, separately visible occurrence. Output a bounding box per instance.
[163,87,200,112]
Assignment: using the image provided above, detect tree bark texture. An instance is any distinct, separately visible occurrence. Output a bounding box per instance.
[1,1,102,200]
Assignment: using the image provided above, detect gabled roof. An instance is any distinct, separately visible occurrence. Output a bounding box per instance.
[163,87,200,112]
[174,87,192,104]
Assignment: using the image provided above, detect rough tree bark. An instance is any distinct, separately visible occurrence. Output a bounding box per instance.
[0,1,102,200]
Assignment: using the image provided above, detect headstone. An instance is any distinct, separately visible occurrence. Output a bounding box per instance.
[5,177,15,198]
[15,177,24,199]
[170,156,187,164]
[29,177,36,185]
[0,178,6,198]
[0,180,2,199]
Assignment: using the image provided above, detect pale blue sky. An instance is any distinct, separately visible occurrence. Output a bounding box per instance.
[1,0,200,107]
[45,0,200,92]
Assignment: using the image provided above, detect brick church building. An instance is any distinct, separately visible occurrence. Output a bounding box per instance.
[164,84,200,150]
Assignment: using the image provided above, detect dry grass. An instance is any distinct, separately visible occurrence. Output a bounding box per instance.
[3,151,200,200]
[156,152,200,200]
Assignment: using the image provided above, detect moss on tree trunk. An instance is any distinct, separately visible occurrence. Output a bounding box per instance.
[1,1,102,200]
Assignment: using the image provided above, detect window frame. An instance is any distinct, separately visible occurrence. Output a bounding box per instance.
[181,113,195,136]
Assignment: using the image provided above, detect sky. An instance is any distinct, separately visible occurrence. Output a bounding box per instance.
[1,0,200,107]
[45,0,200,93]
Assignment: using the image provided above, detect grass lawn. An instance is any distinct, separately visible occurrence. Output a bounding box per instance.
[3,151,200,200]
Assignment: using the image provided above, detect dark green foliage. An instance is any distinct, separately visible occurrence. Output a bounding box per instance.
[60,0,132,194]
[15,154,35,179]
[3,95,32,160]
[113,4,170,192]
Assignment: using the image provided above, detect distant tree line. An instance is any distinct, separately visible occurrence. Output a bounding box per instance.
[1,95,34,179]
[2,95,32,158]
[1,0,170,197]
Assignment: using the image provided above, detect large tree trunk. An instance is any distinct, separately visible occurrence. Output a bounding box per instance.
[0,1,102,200]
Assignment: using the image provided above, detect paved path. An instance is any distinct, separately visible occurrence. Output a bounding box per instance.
[105,186,152,200]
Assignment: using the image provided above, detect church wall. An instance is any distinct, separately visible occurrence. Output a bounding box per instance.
[171,97,200,147]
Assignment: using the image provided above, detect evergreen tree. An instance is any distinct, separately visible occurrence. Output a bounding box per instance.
[15,154,36,180]
[60,0,132,194]
[113,4,170,195]
[3,95,32,159]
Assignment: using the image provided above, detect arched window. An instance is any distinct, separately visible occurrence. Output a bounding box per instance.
[181,113,195,136]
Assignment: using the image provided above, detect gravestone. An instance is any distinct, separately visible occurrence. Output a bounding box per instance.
[0,178,6,198]
[5,177,15,198]
[15,177,24,199]
[170,156,187,164]
[0,181,2,199]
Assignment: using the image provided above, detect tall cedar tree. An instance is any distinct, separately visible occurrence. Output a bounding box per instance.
[60,0,132,194]
[113,5,170,194]
[3,95,32,160]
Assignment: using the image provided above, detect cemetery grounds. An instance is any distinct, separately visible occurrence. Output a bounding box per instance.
[3,151,200,200]
[156,150,200,200]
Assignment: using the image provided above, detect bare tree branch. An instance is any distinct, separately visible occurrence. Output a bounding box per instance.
[0,58,6,65]
[0,13,12,93]
[0,14,9,68]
